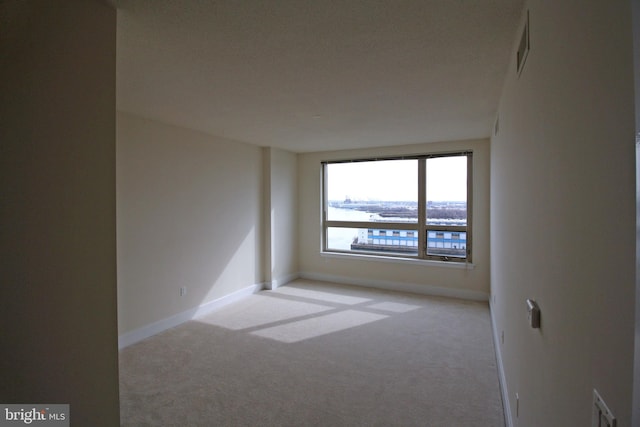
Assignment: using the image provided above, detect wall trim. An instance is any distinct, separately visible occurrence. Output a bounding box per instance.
[320,251,475,269]
[118,283,264,349]
[298,271,489,302]
[268,272,300,290]
[490,299,512,427]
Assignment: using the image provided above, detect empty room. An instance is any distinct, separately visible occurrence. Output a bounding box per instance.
[1,1,638,426]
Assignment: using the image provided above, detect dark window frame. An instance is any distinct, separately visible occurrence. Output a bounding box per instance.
[322,151,473,263]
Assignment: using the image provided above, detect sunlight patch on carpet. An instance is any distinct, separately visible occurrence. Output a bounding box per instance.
[251,310,388,343]
[273,286,371,305]
[197,295,333,330]
[366,301,422,313]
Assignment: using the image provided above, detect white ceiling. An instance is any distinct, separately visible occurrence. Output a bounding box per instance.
[116,0,524,153]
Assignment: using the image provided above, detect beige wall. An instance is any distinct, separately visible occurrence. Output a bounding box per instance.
[117,112,264,334]
[0,0,120,424]
[491,1,635,425]
[298,139,490,299]
[263,148,299,289]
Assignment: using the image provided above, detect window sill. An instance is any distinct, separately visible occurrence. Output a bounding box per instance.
[320,251,475,269]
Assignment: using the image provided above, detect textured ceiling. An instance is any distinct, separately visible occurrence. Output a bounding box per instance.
[116,0,524,152]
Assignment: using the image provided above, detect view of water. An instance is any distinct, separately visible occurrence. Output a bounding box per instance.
[327,207,369,250]
[327,207,412,251]
[328,206,381,222]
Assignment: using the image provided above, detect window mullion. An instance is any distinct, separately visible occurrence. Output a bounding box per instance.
[424,225,467,232]
[325,221,417,230]
[418,158,426,259]
[466,153,473,262]
[322,164,328,252]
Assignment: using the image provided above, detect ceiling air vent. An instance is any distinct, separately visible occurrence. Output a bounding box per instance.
[517,11,530,75]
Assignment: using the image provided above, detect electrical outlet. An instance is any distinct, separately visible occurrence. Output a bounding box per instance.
[180,286,187,297]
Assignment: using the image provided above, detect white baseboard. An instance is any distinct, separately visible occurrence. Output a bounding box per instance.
[118,283,264,349]
[267,272,299,290]
[298,272,489,302]
[490,299,512,427]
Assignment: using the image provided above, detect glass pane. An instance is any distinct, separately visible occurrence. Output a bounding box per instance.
[327,227,419,256]
[426,230,467,258]
[426,156,467,226]
[327,159,418,223]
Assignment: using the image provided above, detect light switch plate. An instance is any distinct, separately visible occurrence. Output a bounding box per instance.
[592,389,616,427]
[526,299,540,328]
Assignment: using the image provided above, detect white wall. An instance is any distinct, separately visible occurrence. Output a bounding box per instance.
[263,147,299,289]
[491,1,635,425]
[298,139,490,299]
[0,1,120,424]
[117,112,264,335]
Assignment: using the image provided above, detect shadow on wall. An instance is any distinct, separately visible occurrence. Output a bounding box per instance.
[116,112,263,338]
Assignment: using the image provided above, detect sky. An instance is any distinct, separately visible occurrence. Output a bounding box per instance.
[327,157,467,202]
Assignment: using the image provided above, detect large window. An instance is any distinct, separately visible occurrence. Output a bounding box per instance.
[322,152,472,262]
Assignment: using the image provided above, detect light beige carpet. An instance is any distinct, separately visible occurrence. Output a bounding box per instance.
[119,279,504,426]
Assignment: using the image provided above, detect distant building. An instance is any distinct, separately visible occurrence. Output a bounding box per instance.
[351,228,466,257]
